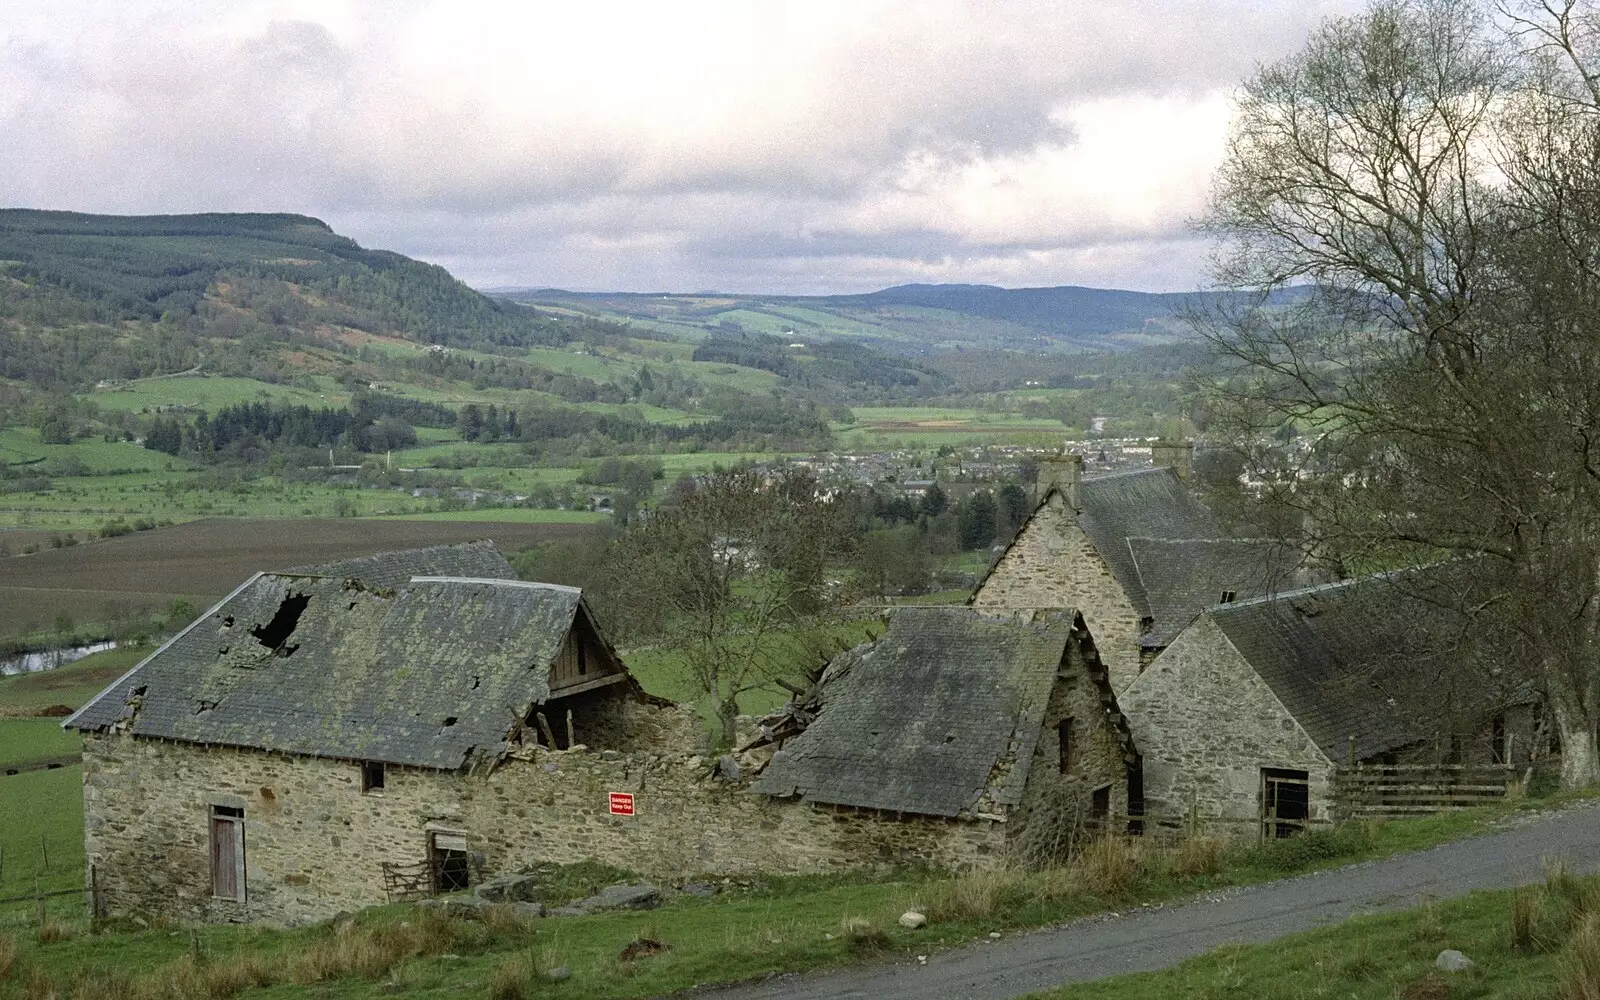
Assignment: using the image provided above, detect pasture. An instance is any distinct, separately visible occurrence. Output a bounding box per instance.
[0,648,142,715]
[0,517,597,638]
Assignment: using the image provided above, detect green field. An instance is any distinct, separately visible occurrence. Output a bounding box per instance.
[0,428,190,474]
[0,719,80,768]
[84,374,345,413]
[370,508,605,524]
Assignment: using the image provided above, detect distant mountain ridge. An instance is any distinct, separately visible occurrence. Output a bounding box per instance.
[494,282,1300,352]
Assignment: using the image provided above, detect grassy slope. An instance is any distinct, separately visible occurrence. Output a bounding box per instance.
[0,648,143,714]
[0,720,80,768]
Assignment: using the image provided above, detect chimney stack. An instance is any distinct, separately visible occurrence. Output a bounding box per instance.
[1151,440,1193,481]
[1039,452,1083,510]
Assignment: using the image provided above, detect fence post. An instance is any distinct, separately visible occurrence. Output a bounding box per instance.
[90,863,104,926]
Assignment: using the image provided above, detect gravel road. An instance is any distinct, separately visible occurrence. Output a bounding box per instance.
[701,802,1600,1000]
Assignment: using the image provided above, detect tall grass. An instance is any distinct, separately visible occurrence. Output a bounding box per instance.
[1563,912,1600,1000]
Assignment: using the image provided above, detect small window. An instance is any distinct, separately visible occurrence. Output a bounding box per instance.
[210,806,246,901]
[1220,590,1237,604]
[1492,713,1508,765]
[577,641,588,675]
[362,761,386,793]
[1058,718,1075,773]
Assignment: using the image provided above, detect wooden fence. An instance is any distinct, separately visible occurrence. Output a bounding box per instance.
[1332,763,1520,820]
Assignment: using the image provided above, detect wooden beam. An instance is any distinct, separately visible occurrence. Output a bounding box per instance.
[547,673,629,699]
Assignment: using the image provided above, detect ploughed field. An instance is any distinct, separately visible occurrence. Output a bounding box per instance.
[0,517,593,634]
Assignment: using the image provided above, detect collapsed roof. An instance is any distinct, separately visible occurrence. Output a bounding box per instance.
[754,606,1129,818]
[65,545,611,769]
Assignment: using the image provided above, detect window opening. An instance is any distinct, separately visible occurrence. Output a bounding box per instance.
[1219,590,1237,604]
[1491,714,1508,765]
[250,593,310,654]
[1058,718,1074,773]
[429,832,470,893]
[210,806,246,901]
[1260,768,1309,840]
[577,641,588,675]
[362,761,386,793]
[1090,784,1111,831]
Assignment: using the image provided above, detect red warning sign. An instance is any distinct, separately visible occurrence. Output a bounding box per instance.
[608,791,636,816]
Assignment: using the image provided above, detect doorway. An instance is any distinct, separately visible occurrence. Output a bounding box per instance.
[1260,768,1309,840]
[429,831,470,893]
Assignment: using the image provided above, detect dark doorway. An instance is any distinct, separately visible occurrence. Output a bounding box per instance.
[1260,768,1309,840]
[429,832,470,893]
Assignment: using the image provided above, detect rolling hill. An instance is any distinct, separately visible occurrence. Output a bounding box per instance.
[493,283,1298,354]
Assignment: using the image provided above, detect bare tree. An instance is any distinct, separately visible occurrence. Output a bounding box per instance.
[1198,0,1600,787]
[616,467,849,748]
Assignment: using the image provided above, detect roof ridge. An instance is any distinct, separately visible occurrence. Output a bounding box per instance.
[1205,565,1431,613]
[410,576,580,594]
[1082,466,1174,483]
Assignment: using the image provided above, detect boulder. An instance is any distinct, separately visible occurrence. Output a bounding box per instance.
[1435,949,1474,972]
[899,911,928,930]
[542,966,572,982]
[549,882,662,917]
[475,874,543,904]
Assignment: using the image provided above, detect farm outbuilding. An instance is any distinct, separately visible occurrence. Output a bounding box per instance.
[1119,567,1537,840]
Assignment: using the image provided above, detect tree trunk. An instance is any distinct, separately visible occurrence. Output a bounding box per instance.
[715,696,740,752]
[1548,678,1600,789]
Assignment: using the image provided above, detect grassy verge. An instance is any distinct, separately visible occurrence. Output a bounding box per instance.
[0,795,1584,1000]
[1048,864,1600,1000]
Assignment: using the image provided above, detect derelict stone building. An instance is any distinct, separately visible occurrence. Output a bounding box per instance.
[64,545,1145,925]
[1120,567,1536,839]
[754,605,1140,867]
[971,452,1299,692]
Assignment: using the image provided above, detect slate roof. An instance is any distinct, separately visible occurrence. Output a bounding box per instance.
[753,606,1083,818]
[1076,468,1224,617]
[1207,567,1496,761]
[65,572,597,769]
[285,540,514,590]
[1128,538,1301,647]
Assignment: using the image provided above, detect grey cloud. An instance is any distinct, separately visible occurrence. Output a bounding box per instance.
[0,1,1363,293]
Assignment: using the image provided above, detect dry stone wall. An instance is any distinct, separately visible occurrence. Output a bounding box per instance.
[83,701,1009,925]
[971,494,1145,693]
[1117,616,1335,839]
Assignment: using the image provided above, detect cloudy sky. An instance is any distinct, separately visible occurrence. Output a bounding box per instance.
[0,1,1360,294]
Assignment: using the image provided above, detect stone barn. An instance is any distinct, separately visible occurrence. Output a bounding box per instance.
[753,606,1140,867]
[64,550,1145,925]
[1118,567,1536,840]
[970,453,1302,692]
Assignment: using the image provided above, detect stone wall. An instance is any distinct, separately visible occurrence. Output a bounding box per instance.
[1118,616,1335,839]
[971,493,1145,693]
[1006,639,1131,865]
[83,701,1009,925]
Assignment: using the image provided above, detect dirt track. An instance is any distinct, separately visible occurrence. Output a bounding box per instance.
[703,801,1600,1000]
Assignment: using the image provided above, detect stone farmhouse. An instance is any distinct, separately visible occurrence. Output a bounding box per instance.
[1120,567,1535,839]
[65,546,1140,925]
[970,449,1301,692]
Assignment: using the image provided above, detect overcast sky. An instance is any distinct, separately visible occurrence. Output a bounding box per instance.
[0,1,1361,294]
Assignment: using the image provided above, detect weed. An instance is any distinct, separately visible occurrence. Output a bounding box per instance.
[487,957,532,1000]
[840,915,890,953]
[1562,912,1600,1000]
[923,867,1023,922]
[1244,824,1376,875]
[0,934,13,981]
[1400,972,1451,1000]
[1172,836,1227,879]
[21,966,57,1000]
[1075,837,1144,899]
[481,903,535,941]
[1548,855,1580,899]
[1415,898,1446,943]
[1512,886,1547,951]
[34,920,72,945]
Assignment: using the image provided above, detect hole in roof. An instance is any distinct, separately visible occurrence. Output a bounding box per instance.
[470,677,480,690]
[221,616,234,628]
[442,716,458,727]
[251,593,310,652]
[194,699,218,714]
[944,733,957,743]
